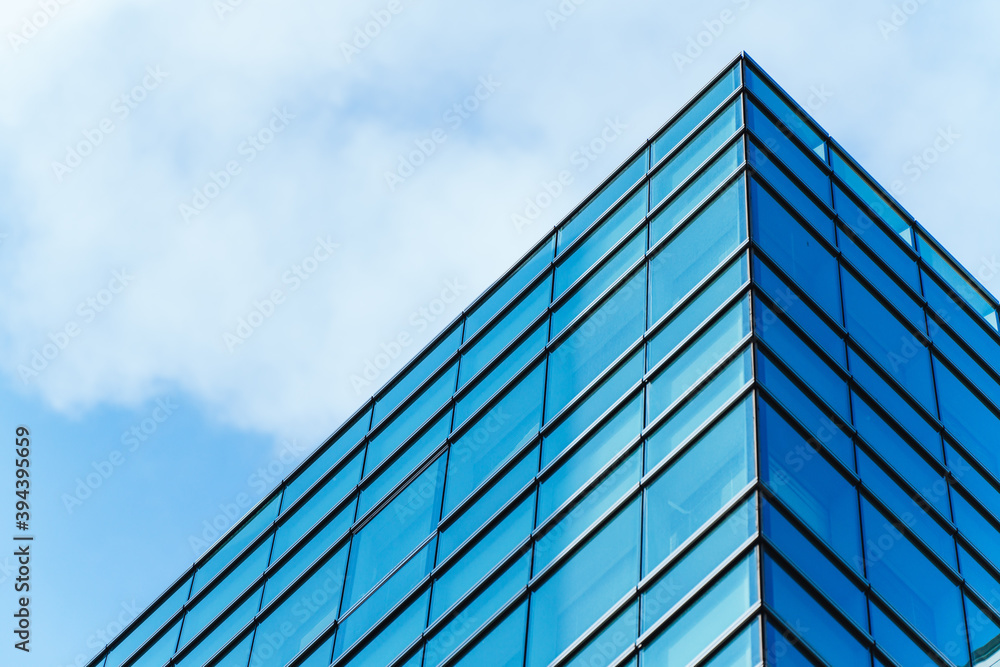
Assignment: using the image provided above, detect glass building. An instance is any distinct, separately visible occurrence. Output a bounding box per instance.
[87,53,1000,667]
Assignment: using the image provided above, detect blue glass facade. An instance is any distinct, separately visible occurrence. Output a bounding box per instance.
[87,54,1000,667]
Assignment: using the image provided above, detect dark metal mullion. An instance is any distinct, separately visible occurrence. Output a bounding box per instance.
[688,605,762,667]
[745,127,836,221]
[743,87,832,180]
[647,86,744,177]
[742,54,831,149]
[331,581,432,667]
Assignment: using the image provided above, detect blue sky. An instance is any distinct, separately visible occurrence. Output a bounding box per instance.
[1,0,998,664]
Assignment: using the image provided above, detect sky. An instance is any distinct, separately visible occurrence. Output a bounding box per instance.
[0,0,998,664]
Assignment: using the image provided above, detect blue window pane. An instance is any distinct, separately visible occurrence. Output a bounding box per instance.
[953,491,1000,567]
[747,137,834,243]
[564,601,637,667]
[176,586,262,667]
[526,499,640,667]
[456,322,546,428]
[105,577,190,667]
[646,347,753,470]
[759,398,861,571]
[546,268,645,420]
[643,555,758,667]
[755,296,850,419]
[651,99,742,210]
[923,270,1000,371]
[544,351,642,466]
[116,618,182,667]
[453,600,527,667]
[295,635,334,667]
[561,152,647,251]
[862,501,969,663]
[850,349,941,461]
[252,544,349,667]
[460,274,550,389]
[555,187,646,301]
[947,441,1000,523]
[264,501,354,606]
[833,184,920,292]
[753,257,845,367]
[917,231,998,325]
[374,322,462,428]
[650,177,747,323]
[539,395,642,523]
[745,64,825,159]
[930,325,1000,413]
[650,251,747,348]
[853,393,949,517]
[958,545,1000,617]
[868,602,944,667]
[343,455,445,611]
[431,495,533,622]
[762,499,866,630]
[650,140,744,247]
[467,237,555,342]
[764,621,816,667]
[755,350,853,468]
[648,298,750,415]
[365,362,457,476]
[440,444,538,562]
[275,450,363,560]
[750,178,841,322]
[553,228,644,339]
[652,63,740,165]
[203,630,254,667]
[935,357,1000,481]
[340,589,429,667]
[762,557,868,667]
[645,397,754,570]
[284,407,370,511]
[643,497,756,632]
[534,447,640,574]
[746,100,830,206]
[192,494,280,595]
[965,595,1000,667]
[425,551,530,667]
[703,618,761,667]
[831,149,912,244]
[445,362,545,515]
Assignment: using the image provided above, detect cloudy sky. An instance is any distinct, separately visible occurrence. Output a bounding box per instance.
[0,0,998,664]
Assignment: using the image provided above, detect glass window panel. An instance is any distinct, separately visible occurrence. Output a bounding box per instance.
[650,141,744,247]
[854,393,949,517]
[648,298,750,414]
[935,357,1000,480]
[831,149,911,243]
[439,444,538,563]
[453,600,527,667]
[294,636,334,667]
[105,578,190,667]
[563,601,637,667]
[425,551,531,667]
[555,187,646,300]
[284,408,370,511]
[642,555,758,667]
[461,275,551,388]
[543,351,642,466]
[745,64,826,159]
[374,323,462,428]
[931,325,1000,413]
[841,233,924,334]
[192,494,280,595]
[263,501,354,606]
[534,447,640,574]
[645,397,754,570]
[924,269,1000,371]
[181,537,272,647]
[755,350,853,468]
[651,99,742,210]
[561,152,647,251]
[646,347,753,470]
[649,177,747,323]
[759,398,861,571]
[869,602,945,667]
[959,545,1000,617]
[643,497,756,632]
[953,491,1000,567]
[445,362,545,515]
[466,237,555,342]
[918,231,997,325]
[251,544,349,667]
[526,499,640,667]
[762,557,868,667]
[365,362,457,476]
[764,621,816,667]
[753,257,844,367]
[176,586,262,667]
[862,501,969,663]
[456,322,546,428]
[746,100,830,205]
[849,349,941,461]
[275,450,363,560]
[546,268,646,420]
[431,494,533,622]
[340,589,429,667]
[538,395,641,523]
[342,455,445,611]
[965,595,1000,667]
[651,63,740,165]
[947,441,1000,523]
[553,228,644,339]
[750,178,841,322]
[704,618,761,667]
[747,136,834,242]
[118,618,181,667]
[762,499,867,629]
